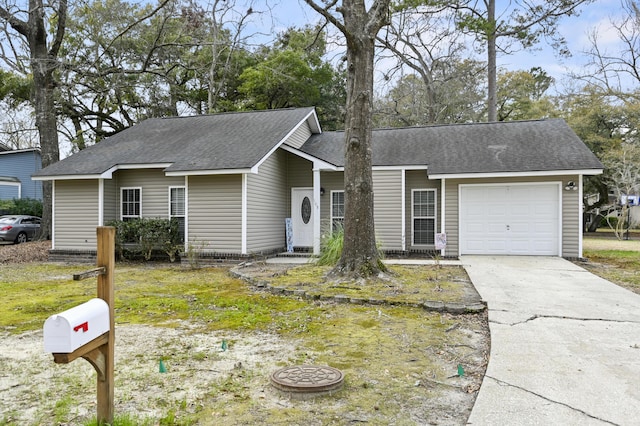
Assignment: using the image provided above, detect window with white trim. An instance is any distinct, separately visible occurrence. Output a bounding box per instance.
[121,187,141,221]
[330,190,345,232]
[169,186,186,242]
[412,189,436,245]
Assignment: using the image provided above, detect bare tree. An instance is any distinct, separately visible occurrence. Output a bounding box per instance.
[303,0,390,277]
[603,142,640,239]
[376,6,484,124]
[0,0,68,239]
[581,0,640,101]
[0,102,39,149]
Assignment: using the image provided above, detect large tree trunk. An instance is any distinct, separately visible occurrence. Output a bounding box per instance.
[31,69,59,240]
[301,0,389,277]
[1,0,67,240]
[331,2,386,278]
[27,0,62,240]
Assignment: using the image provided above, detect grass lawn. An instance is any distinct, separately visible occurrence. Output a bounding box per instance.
[0,260,488,426]
[582,237,640,295]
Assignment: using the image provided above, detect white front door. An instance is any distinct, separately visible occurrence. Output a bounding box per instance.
[291,188,314,247]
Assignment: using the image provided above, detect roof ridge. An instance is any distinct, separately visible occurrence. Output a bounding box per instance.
[314,118,561,134]
[158,106,315,121]
[371,118,560,132]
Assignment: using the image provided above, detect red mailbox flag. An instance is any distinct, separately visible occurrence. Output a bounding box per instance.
[74,322,89,333]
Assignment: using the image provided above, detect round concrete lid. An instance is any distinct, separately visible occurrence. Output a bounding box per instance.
[270,365,344,394]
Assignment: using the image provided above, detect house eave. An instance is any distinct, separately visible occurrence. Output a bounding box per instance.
[32,163,175,181]
[304,109,322,134]
[0,148,41,156]
[373,165,429,171]
[253,109,322,171]
[33,174,104,181]
[165,168,254,177]
[280,145,338,171]
[428,169,604,180]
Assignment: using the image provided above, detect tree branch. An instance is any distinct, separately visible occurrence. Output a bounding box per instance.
[94,0,173,65]
[0,5,29,37]
[49,0,68,58]
[302,0,347,35]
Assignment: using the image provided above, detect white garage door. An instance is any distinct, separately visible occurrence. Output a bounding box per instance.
[460,184,560,255]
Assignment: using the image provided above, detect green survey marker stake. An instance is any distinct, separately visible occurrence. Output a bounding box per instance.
[457,364,465,377]
[159,359,167,373]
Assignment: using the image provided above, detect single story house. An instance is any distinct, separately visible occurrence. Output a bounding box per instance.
[0,147,43,201]
[33,107,603,260]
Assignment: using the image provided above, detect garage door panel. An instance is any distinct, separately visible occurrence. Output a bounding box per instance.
[486,239,508,252]
[509,222,531,235]
[488,205,508,216]
[460,184,560,256]
[509,240,532,254]
[533,220,556,233]
[534,240,557,252]
[509,207,531,217]
[465,223,485,233]
[466,240,488,251]
[486,222,507,233]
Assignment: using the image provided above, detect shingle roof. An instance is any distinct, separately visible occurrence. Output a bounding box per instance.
[300,119,603,175]
[35,107,316,177]
[36,111,602,179]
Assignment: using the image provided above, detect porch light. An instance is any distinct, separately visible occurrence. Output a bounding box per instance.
[320,187,325,196]
[564,181,577,191]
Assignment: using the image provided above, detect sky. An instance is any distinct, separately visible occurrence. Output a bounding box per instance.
[1,0,633,156]
[500,0,629,90]
[263,0,633,94]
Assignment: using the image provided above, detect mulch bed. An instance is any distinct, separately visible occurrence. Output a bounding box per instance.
[0,240,51,264]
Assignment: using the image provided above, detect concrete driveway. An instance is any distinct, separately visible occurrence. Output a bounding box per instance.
[462,256,640,426]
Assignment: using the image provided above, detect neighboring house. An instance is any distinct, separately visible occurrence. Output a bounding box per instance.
[0,148,43,201]
[33,107,603,260]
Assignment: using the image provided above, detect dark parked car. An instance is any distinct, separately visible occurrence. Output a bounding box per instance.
[0,215,41,244]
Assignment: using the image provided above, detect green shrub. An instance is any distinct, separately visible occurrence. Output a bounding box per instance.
[107,218,182,262]
[317,227,344,266]
[0,199,13,215]
[0,198,43,216]
[317,225,386,268]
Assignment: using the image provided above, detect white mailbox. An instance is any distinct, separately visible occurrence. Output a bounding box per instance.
[44,298,110,353]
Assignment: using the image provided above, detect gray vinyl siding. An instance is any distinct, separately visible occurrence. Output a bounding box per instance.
[443,175,580,258]
[319,171,344,232]
[561,175,581,258]
[115,169,184,219]
[247,149,288,252]
[283,122,312,149]
[103,179,117,224]
[373,170,403,250]
[54,180,99,250]
[405,170,440,250]
[188,174,242,253]
[320,169,418,251]
[286,154,313,189]
[444,179,459,257]
[285,153,314,221]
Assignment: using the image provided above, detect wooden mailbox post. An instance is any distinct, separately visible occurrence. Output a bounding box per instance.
[44,227,115,424]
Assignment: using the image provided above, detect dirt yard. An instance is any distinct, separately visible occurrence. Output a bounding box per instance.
[583,236,640,252]
[0,243,490,425]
